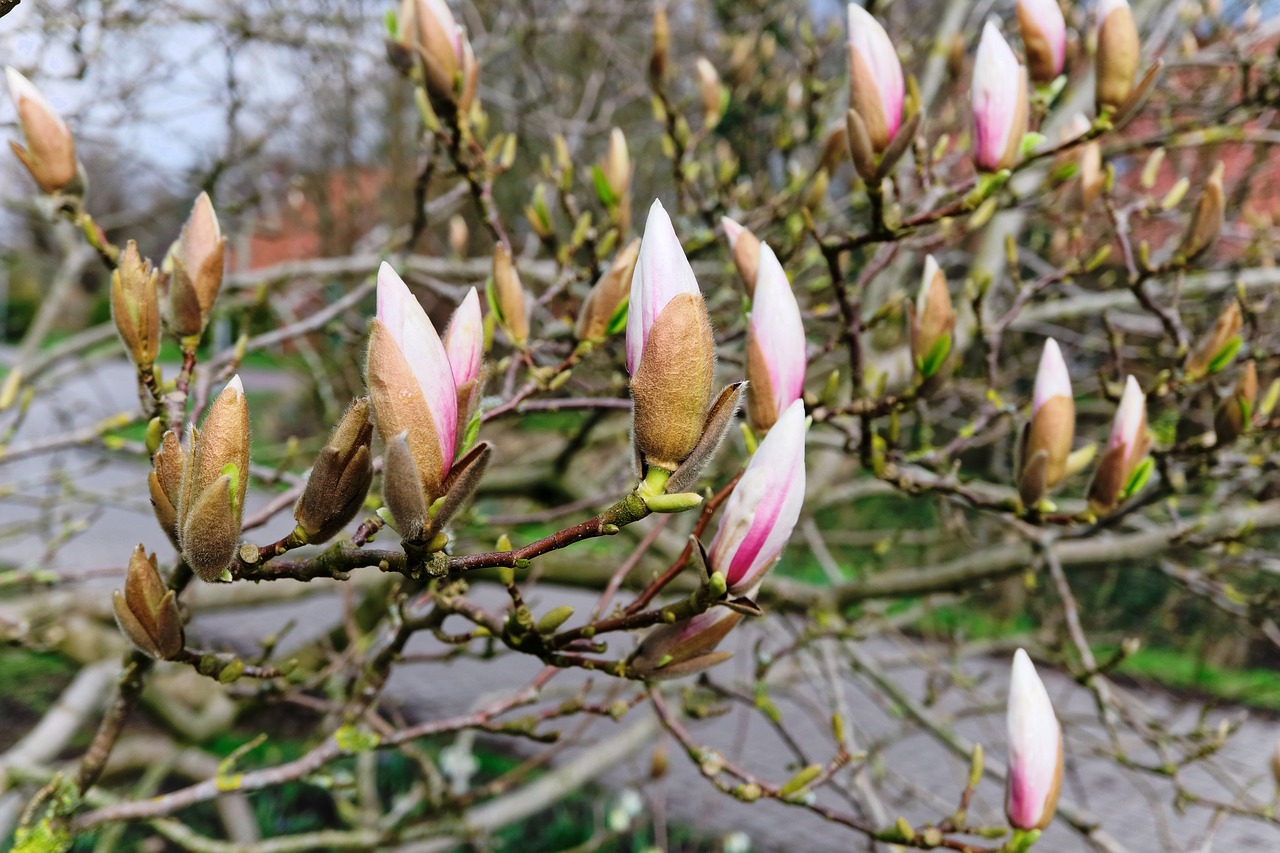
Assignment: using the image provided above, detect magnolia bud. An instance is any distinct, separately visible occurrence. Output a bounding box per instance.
[113,545,184,660]
[1214,360,1258,446]
[407,0,472,112]
[695,57,724,128]
[444,286,485,438]
[745,245,806,433]
[650,6,670,84]
[627,200,716,472]
[1017,0,1067,85]
[149,429,185,550]
[110,241,161,369]
[577,239,640,343]
[819,123,849,174]
[448,215,468,257]
[911,255,956,379]
[5,67,79,195]
[1177,161,1225,262]
[178,376,250,581]
[1185,301,1242,379]
[847,4,905,153]
[628,608,743,681]
[1019,339,1075,507]
[1087,375,1151,513]
[1061,112,1104,211]
[458,36,480,115]
[491,243,530,346]
[602,128,631,199]
[721,216,761,296]
[1006,649,1063,831]
[294,398,374,544]
[972,22,1029,173]
[1095,0,1140,115]
[165,192,226,340]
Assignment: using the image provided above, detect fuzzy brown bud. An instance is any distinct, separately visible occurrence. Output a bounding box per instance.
[491,243,530,346]
[1214,361,1258,446]
[149,429,185,549]
[695,57,724,128]
[6,68,79,195]
[1178,161,1225,262]
[1018,340,1075,507]
[1185,301,1243,379]
[294,398,374,544]
[165,192,226,340]
[650,6,670,84]
[1095,0,1140,115]
[178,376,250,581]
[110,241,161,368]
[577,239,640,343]
[113,545,184,660]
[721,217,761,297]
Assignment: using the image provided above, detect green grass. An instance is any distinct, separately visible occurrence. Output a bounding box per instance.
[1110,646,1280,712]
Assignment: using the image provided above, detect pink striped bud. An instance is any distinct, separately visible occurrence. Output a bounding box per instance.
[1019,338,1075,506]
[847,4,905,152]
[5,67,78,194]
[745,244,806,433]
[1017,0,1067,84]
[628,607,743,681]
[971,22,1029,173]
[444,286,485,440]
[367,263,459,509]
[1088,375,1151,512]
[1006,649,1063,831]
[709,400,807,596]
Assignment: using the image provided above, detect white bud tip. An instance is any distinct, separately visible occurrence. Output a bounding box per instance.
[226,374,244,397]
[722,216,744,246]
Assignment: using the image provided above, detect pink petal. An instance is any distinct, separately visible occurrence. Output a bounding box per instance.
[972,22,1022,171]
[1007,649,1061,829]
[1019,0,1067,75]
[847,4,905,138]
[445,286,483,388]
[751,243,807,416]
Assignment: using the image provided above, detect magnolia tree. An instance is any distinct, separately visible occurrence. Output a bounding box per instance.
[3,0,1280,850]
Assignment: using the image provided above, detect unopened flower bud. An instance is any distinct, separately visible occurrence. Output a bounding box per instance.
[294,398,374,543]
[403,0,473,112]
[1185,301,1242,379]
[445,286,485,437]
[577,239,640,343]
[602,127,632,201]
[911,255,956,379]
[722,216,760,296]
[695,57,725,128]
[709,400,807,595]
[1019,338,1075,506]
[745,246,806,432]
[819,123,849,174]
[149,429,185,550]
[178,376,250,581]
[650,6,670,84]
[847,4,905,153]
[458,36,480,115]
[628,608,743,681]
[1061,112,1103,210]
[1178,161,1224,262]
[1096,0,1140,115]
[1214,360,1258,446]
[627,200,716,473]
[1017,0,1067,85]
[491,243,530,346]
[1006,649,1063,831]
[448,215,468,257]
[113,545,184,660]
[165,192,226,340]
[110,241,161,368]
[972,22,1029,173]
[1087,375,1151,512]
[5,67,79,195]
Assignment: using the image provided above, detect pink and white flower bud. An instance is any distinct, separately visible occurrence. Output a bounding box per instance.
[1108,376,1147,466]
[1017,0,1067,84]
[626,200,704,376]
[1033,338,1072,413]
[1019,338,1075,505]
[745,244,806,432]
[1006,649,1063,831]
[971,22,1029,173]
[1088,375,1151,511]
[5,67,78,194]
[445,286,483,390]
[847,4,905,152]
[708,400,807,596]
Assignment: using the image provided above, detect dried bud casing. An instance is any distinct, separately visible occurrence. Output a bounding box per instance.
[491,243,530,346]
[1095,0,1140,115]
[149,429,185,549]
[577,239,640,343]
[722,216,761,297]
[178,376,250,581]
[113,545,184,660]
[1185,301,1243,379]
[5,67,79,195]
[294,398,374,543]
[111,241,161,368]
[1214,361,1258,446]
[628,609,743,681]
[166,192,226,340]
[1178,161,1225,262]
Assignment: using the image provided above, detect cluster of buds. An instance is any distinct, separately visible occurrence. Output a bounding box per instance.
[577,239,640,345]
[5,66,80,195]
[1095,0,1140,116]
[845,4,906,183]
[1215,361,1258,446]
[1017,0,1066,85]
[971,23,1029,173]
[392,0,479,115]
[367,264,489,546]
[1087,376,1151,513]
[489,243,530,347]
[146,377,250,581]
[293,398,375,544]
[910,255,957,381]
[110,241,161,370]
[1017,339,1075,508]
[721,216,761,297]
[1006,649,1063,831]
[744,245,806,433]
[164,193,227,342]
[113,545,184,660]
[627,200,742,495]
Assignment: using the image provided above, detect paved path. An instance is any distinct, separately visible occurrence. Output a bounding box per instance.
[3,351,1279,852]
